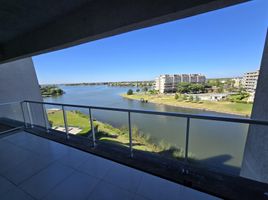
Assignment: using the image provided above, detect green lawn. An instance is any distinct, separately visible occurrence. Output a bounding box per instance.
[48,110,91,134]
[122,93,253,116]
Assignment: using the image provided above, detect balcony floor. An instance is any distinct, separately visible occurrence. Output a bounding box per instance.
[0,131,220,200]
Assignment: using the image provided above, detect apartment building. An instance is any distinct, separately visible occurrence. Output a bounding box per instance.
[242,70,259,93]
[155,74,206,93]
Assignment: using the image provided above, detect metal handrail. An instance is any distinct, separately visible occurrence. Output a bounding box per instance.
[24,100,268,126]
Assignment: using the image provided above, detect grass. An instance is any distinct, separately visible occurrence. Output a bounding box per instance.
[48,110,91,134]
[122,93,253,116]
[47,110,186,160]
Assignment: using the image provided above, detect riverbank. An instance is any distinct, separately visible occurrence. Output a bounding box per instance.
[47,110,185,159]
[40,85,64,97]
[121,93,252,116]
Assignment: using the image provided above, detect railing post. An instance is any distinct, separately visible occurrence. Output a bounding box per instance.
[128,111,133,158]
[26,102,34,128]
[41,104,50,133]
[62,105,69,139]
[89,108,96,147]
[20,102,27,128]
[185,117,190,162]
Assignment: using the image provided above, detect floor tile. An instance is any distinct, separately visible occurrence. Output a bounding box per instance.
[133,194,150,200]
[4,132,37,147]
[22,139,69,160]
[180,185,221,200]
[87,180,135,200]
[136,173,182,200]
[1,187,34,200]
[0,144,33,174]
[0,176,16,196]
[58,148,91,169]
[44,170,100,200]
[3,154,54,185]
[77,155,114,179]
[103,163,143,193]
[20,162,74,199]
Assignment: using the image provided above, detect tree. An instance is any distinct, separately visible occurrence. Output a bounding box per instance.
[177,82,190,93]
[142,87,148,93]
[177,82,205,94]
[40,85,64,96]
[127,89,133,95]
[136,88,140,93]
[175,93,179,100]
[188,84,205,93]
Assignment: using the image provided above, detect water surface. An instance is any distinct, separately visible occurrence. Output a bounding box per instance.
[44,85,248,174]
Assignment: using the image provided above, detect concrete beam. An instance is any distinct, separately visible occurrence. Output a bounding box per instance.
[1,0,249,63]
[240,30,268,183]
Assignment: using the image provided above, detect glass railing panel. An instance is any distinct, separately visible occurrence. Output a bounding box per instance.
[25,102,47,128]
[130,113,187,161]
[91,109,129,149]
[44,104,66,133]
[56,106,91,137]
[188,118,249,175]
[0,102,24,129]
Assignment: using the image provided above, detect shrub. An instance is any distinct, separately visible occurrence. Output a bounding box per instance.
[127,89,133,95]
[149,89,158,95]
[189,95,194,101]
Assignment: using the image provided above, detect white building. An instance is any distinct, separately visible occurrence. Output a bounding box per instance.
[155,74,206,93]
[232,77,243,88]
[242,70,259,93]
[194,93,232,101]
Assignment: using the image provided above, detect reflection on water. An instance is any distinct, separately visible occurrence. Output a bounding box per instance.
[44,85,248,174]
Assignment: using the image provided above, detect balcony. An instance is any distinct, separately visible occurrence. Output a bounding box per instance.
[1,100,268,199]
[0,0,266,199]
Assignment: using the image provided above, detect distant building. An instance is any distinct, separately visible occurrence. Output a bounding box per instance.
[242,70,259,93]
[195,93,233,101]
[232,77,243,88]
[155,74,206,93]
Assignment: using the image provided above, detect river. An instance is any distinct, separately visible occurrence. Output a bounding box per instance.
[44,85,248,174]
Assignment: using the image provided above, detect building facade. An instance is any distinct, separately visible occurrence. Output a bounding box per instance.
[155,74,206,93]
[242,70,259,93]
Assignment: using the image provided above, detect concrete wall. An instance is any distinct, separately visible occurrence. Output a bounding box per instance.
[240,32,268,183]
[0,58,45,126]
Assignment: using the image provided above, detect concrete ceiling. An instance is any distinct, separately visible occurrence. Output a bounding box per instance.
[0,0,91,43]
[0,0,250,64]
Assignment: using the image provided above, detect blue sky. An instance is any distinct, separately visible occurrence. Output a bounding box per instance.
[33,0,268,84]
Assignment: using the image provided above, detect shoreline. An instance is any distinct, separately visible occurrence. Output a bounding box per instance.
[121,93,251,117]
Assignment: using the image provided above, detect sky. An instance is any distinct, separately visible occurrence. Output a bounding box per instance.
[33,0,268,84]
